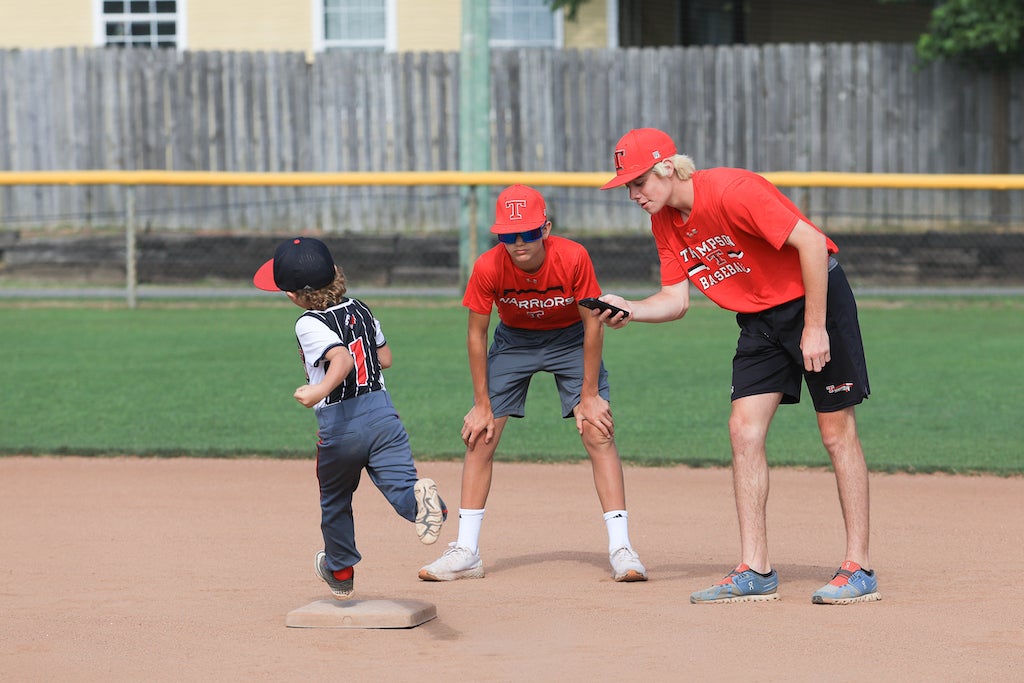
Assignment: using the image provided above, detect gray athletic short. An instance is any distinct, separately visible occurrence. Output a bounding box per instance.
[731,261,870,413]
[487,321,611,419]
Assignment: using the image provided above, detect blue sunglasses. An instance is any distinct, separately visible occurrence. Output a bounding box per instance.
[497,226,545,245]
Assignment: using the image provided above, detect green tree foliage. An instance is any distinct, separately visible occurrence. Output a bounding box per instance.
[554,0,1023,69]
[913,0,1024,68]
[549,0,587,22]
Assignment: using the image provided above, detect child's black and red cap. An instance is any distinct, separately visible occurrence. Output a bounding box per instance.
[253,237,336,292]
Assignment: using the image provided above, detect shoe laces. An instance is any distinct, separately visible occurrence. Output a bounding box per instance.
[716,563,750,585]
[442,542,473,558]
[828,560,862,587]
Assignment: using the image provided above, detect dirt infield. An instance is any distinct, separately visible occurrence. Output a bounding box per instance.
[2,457,1021,681]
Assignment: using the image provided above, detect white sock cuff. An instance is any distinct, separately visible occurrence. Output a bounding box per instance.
[456,509,485,555]
[603,509,628,522]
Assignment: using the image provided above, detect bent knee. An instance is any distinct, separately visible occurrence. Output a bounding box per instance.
[464,443,498,464]
[580,424,617,453]
[817,407,859,452]
[728,414,769,449]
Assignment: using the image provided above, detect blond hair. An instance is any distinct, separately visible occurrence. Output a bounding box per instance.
[292,267,348,310]
[652,154,696,181]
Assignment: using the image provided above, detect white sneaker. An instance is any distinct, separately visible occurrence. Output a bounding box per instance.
[418,542,485,581]
[610,547,648,582]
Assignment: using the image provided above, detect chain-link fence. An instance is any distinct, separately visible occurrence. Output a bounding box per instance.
[1,173,1023,304]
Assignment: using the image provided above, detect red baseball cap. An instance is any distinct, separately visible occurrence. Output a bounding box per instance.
[253,237,336,292]
[600,128,678,190]
[491,184,547,234]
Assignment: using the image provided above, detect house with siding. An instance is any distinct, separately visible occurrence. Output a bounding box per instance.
[1,1,1018,284]
[1,1,930,55]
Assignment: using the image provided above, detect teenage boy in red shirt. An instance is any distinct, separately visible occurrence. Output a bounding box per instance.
[419,184,647,584]
[596,129,878,605]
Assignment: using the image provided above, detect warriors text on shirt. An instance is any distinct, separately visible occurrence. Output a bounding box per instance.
[498,288,576,319]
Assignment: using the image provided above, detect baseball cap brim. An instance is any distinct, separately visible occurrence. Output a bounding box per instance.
[601,127,677,191]
[600,166,650,191]
[491,222,547,235]
[252,258,280,291]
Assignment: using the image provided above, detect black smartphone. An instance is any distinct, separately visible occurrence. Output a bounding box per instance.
[578,297,630,318]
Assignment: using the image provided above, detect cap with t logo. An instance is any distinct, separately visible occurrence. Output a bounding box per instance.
[600,128,678,190]
[491,184,548,234]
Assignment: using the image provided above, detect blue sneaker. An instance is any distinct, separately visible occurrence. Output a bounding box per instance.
[812,561,881,604]
[690,564,779,604]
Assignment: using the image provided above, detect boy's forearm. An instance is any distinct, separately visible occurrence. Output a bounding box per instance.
[581,319,603,396]
[789,221,829,329]
[466,326,491,407]
[316,349,354,394]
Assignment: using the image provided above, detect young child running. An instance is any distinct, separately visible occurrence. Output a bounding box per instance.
[418,185,647,583]
[254,236,447,600]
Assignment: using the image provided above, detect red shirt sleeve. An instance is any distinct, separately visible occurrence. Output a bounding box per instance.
[462,248,499,316]
[723,173,838,253]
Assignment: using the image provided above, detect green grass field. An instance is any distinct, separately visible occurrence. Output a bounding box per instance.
[1,296,1021,474]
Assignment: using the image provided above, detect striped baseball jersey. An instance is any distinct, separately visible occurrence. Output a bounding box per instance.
[294,298,387,410]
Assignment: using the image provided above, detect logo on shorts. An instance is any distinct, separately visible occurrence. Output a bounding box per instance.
[826,383,854,394]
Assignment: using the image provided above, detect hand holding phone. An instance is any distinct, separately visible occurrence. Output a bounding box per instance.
[579,297,630,319]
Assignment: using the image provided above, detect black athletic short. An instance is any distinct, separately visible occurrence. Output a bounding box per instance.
[731,262,870,413]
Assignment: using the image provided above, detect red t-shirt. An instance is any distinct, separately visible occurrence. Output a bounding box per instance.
[652,168,838,313]
[463,235,602,330]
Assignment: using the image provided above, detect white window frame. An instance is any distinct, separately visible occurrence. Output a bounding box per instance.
[490,0,564,49]
[312,0,397,53]
[92,0,188,50]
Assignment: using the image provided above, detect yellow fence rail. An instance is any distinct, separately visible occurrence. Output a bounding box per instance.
[1,170,1023,189]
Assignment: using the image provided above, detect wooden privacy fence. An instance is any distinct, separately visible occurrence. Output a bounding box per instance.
[0,45,1022,234]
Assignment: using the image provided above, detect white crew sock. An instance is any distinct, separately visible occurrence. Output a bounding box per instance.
[456,508,485,554]
[604,509,631,553]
